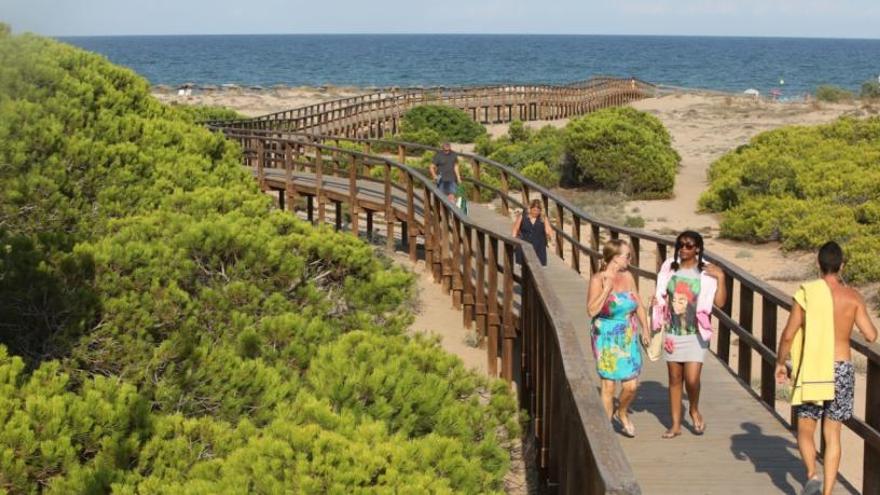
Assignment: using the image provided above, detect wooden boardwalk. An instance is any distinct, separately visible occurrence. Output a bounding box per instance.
[272,170,859,495]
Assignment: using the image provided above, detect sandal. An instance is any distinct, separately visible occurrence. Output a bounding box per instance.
[691,413,706,435]
[661,429,681,439]
[612,412,636,438]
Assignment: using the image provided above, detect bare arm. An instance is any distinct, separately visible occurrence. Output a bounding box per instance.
[429,162,438,181]
[587,273,613,318]
[454,161,462,184]
[855,296,878,343]
[705,264,728,307]
[775,300,805,382]
[627,273,651,342]
[544,214,553,242]
[511,214,523,237]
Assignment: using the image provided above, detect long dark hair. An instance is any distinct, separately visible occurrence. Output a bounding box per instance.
[671,230,705,272]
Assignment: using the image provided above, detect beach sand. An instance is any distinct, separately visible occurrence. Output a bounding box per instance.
[151,85,369,117]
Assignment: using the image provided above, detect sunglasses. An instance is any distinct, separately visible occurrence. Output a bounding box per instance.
[678,241,697,250]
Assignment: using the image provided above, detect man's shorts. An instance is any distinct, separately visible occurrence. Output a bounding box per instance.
[437,179,457,196]
[795,361,855,422]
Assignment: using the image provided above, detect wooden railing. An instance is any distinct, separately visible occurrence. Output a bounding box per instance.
[206,77,654,138]
[209,77,880,494]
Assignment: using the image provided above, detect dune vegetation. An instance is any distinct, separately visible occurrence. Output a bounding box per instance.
[0,28,518,493]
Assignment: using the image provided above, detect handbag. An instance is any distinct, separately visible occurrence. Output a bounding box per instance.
[643,314,664,362]
[455,184,468,214]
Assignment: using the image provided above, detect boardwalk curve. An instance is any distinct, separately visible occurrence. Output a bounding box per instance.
[208,78,880,494]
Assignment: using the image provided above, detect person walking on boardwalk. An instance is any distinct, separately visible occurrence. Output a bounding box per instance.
[430,142,461,203]
[512,199,554,266]
[775,241,877,495]
[587,239,651,437]
[651,231,727,439]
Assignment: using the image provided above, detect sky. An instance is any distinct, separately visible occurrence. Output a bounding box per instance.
[3,0,879,39]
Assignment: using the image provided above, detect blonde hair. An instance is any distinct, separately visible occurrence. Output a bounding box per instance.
[599,239,629,271]
[528,199,543,211]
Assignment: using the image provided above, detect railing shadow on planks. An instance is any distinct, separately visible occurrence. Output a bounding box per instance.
[208,77,880,495]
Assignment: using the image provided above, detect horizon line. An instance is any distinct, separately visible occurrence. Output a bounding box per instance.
[52,32,880,41]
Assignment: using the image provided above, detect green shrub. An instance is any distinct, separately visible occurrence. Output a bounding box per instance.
[701,116,880,283]
[173,104,246,122]
[0,31,519,491]
[861,80,880,100]
[563,107,679,196]
[400,105,486,143]
[815,85,853,103]
[508,119,530,143]
[395,126,442,147]
[521,161,559,188]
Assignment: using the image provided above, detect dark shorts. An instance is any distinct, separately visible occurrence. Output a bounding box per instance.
[795,361,855,422]
[437,179,457,196]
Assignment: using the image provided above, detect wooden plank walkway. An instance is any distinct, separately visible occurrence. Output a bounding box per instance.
[270,169,858,495]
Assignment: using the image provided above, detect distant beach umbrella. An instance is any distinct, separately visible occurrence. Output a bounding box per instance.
[744,88,760,98]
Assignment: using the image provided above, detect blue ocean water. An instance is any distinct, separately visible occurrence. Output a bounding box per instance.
[60,34,880,96]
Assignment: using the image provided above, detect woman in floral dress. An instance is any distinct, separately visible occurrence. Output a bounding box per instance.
[587,239,651,437]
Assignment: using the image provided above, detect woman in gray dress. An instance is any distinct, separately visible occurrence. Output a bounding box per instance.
[652,231,727,438]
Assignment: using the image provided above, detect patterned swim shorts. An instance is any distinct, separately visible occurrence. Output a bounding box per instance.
[795,361,855,422]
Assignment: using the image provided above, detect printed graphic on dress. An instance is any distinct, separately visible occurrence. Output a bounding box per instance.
[667,276,700,335]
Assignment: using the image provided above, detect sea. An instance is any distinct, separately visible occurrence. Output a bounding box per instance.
[60,34,880,97]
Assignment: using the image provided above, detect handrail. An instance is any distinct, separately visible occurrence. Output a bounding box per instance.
[208,77,880,494]
[206,78,655,137]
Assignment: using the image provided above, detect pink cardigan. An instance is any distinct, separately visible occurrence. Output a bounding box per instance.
[652,258,718,341]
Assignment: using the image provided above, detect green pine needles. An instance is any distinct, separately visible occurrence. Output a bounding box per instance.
[0,28,519,492]
[700,117,880,283]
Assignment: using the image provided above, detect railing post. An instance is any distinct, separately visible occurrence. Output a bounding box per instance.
[384,162,395,250]
[865,359,880,494]
[590,224,601,274]
[500,170,510,216]
[397,144,406,165]
[462,224,475,329]
[256,138,267,192]
[718,276,734,365]
[471,158,482,202]
[315,146,325,224]
[487,237,500,377]
[760,298,778,407]
[406,174,417,262]
[502,242,516,381]
[572,216,581,273]
[554,202,564,259]
[349,155,360,236]
[451,215,464,310]
[475,230,488,337]
[738,285,754,384]
[630,236,641,288]
[284,142,299,213]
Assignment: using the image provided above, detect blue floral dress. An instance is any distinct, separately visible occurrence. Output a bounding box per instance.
[591,291,642,381]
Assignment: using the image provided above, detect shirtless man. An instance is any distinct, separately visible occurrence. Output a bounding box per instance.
[775,241,878,495]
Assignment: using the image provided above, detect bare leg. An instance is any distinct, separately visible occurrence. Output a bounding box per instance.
[796,416,819,481]
[600,379,616,420]
[664,362,684,437]
[617,378,638,432]
[684,362,705,432]
[821,418,842,495]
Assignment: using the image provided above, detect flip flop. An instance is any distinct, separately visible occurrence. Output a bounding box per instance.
[802,477,821,495]
[661,429,681,439]
[613,413,636,437]
[690,412,706,435]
